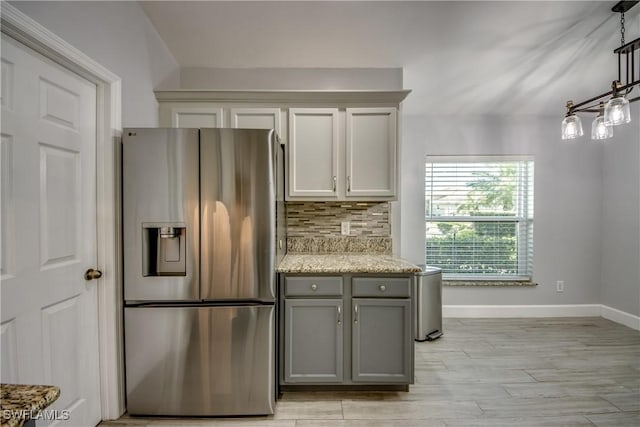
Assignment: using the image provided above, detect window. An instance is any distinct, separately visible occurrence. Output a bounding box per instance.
[425,156,534,280]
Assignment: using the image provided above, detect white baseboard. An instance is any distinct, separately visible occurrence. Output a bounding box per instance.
[443,304,601,318]
[600,305,640,331]
[443,304,639,331]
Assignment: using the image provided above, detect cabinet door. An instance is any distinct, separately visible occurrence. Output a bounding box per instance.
[288,108,339,198]
[346,108,396,198]
[352,298,412,383]
[170,106,223,128]
[230,107,282,137]
[284,299,343,383]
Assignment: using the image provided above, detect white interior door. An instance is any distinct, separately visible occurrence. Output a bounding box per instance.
[1,35,101,426]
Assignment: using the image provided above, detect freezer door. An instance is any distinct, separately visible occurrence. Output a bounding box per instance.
[200,129,276,301]
[125,305,275,416]
[123,128,200,301]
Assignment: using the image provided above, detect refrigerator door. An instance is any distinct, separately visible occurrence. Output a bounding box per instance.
[200,128,276,301]
[123,128,200,301]
[125,305,275,416]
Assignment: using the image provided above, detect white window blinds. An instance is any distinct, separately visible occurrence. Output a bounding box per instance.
[425,156,534,280]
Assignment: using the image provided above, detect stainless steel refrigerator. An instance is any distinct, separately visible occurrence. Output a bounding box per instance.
[122,128,284,416]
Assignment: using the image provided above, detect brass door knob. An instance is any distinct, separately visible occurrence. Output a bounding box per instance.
[84,268,103,281]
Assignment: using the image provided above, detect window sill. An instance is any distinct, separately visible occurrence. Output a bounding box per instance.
[443,280,538,287]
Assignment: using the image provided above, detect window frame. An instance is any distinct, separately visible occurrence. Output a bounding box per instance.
[425,155,534,281]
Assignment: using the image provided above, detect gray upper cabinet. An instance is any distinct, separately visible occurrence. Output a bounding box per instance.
[346,108,397,198]
[283,298,344,383]
[287,108,339,198]
[351,298,412,383]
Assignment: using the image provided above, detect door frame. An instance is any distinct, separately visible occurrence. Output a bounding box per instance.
[1,3,124,420]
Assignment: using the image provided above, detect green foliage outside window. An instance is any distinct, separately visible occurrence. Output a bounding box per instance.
[426,161,532,278]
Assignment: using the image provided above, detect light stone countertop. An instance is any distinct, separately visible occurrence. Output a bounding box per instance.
[277,254,421,274]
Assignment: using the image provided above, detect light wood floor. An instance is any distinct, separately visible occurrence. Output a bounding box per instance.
[100,317,640,427]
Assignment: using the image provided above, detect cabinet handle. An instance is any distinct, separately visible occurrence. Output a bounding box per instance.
[311,283,318,291]
[337,305,342,325]
[379,284,386,292]
[332,176,337,192]
[347,176,351,192]
[354,304,358,324]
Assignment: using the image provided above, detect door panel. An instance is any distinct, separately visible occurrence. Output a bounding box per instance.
[352,298,412,383]
[122,128,200,302]
[200,129,276,301]
[288,108,339,198]
[230,107,282,137]
[283,299,343,383]
[0,319,18,383]
[125,305,275,416]
[1,135,15,277]
[346,108,396,197]
[0,35,101,426]
[171,106,223,128]
[39,77,81,130]
[39,144,81,267]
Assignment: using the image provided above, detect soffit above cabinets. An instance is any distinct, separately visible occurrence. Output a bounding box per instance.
[154,90,411,105]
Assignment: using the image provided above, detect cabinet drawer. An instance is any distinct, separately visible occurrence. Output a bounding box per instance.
[285,276,343,297]
[352,277,411,298]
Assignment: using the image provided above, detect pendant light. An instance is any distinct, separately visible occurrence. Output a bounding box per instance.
[561,101,583,140]
[604,81,631,125]
[591,103,613,140]
[561,1,639,141]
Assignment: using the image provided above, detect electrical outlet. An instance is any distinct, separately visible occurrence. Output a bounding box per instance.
[556,280,564,293]
[341,221,350,236]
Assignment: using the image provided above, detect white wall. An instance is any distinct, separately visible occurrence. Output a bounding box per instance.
[601,104,640,316]
[400,114,605,306]
[11,0,180,127]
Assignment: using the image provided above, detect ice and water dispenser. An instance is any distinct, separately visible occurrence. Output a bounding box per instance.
[142,225,187,276]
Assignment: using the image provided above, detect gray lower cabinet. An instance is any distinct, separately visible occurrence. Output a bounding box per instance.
[352,298,412,383]
[281,274,413,386]
[283,298,343,383]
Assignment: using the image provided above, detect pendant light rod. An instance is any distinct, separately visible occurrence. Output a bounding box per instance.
[567,2,639,114]
[571,77,640,113]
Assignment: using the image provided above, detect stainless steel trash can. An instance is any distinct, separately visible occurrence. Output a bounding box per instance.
[414,265,443,341]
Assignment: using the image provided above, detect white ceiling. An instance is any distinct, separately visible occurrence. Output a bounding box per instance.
[139,1,640,115]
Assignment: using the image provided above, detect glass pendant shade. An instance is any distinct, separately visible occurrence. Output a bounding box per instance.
[561,114,583,140]
[591,114,613,140]
[604,96,631,125]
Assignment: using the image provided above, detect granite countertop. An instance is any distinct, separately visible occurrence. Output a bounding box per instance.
[1,384,60,427]
[277,254,421,274]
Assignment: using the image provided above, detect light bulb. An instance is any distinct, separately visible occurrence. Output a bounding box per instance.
[561,114,583,140]
[591,114,613,140]
[604,96,631,126]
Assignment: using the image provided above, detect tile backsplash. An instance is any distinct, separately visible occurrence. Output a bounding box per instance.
[286,202,390,237]
[285,202,391,254]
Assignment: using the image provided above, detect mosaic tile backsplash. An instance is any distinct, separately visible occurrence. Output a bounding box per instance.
[285,202,391,254]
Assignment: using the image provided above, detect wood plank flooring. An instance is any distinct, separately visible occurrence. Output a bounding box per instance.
[100,317,640,427]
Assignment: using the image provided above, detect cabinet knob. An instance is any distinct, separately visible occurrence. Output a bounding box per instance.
[311,283,318,291]
[379,284,386,292]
